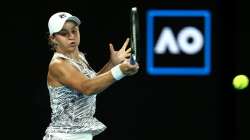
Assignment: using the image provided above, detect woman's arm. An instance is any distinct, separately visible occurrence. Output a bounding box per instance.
[49,58,138,96]
[96,60,114,75]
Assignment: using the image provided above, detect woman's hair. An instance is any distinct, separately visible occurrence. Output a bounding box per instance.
[46,32,56,51]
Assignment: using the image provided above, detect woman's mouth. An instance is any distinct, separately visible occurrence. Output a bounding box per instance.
[69,42,76,47]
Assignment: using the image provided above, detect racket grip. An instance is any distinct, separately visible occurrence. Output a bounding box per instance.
[130,56,136,65]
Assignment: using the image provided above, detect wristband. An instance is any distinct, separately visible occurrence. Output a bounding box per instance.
[111,64,125,80]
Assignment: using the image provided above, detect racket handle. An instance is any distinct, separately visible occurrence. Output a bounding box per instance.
[130,55,136,65]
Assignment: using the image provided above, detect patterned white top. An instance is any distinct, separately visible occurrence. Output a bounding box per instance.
[44,52,106,138]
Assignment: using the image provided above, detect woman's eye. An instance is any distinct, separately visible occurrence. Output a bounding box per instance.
[72,30,77,34]
[59,31,68,36]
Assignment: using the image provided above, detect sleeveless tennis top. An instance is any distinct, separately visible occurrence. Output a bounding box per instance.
[44,52,106,136]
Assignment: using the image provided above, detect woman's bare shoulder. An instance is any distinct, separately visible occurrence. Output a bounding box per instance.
[48,57,68,72]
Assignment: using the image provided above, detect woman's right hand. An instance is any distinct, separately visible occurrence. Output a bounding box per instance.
[119,59,139,76]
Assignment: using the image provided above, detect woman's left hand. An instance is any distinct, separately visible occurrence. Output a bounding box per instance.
[109,38,131,66]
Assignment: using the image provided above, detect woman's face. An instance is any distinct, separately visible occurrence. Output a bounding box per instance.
[52,21,80,53]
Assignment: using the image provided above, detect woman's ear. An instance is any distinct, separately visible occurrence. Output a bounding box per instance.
[49,35,55,42]
[48,35,58,47]
[49,35,58,46]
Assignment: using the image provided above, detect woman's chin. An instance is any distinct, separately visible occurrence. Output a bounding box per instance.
[69,44,77,48]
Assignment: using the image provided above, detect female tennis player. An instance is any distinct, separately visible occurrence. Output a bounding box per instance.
[43,12,139,140]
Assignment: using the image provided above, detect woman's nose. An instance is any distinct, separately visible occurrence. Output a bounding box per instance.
[68,32,75,39]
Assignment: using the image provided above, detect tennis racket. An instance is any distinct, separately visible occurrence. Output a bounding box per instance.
[130,7,139,65]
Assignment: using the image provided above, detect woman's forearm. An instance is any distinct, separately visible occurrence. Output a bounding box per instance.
[96,60,114,75]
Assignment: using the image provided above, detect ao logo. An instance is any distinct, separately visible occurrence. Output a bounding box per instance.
[155,26,204,55]
[146,10,211,75]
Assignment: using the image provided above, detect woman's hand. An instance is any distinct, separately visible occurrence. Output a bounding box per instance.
[119,59,139,76]
[109,38,131,66]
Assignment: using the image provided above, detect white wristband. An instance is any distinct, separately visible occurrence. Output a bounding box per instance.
[111,64,125,80]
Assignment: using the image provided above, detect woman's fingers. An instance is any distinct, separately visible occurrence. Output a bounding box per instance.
[125,47,131,53]
[121,38,130,50]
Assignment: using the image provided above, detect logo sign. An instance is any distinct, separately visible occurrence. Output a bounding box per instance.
[146,10,211,75]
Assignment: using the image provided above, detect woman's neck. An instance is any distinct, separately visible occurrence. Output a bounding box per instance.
[56,48,80,60]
